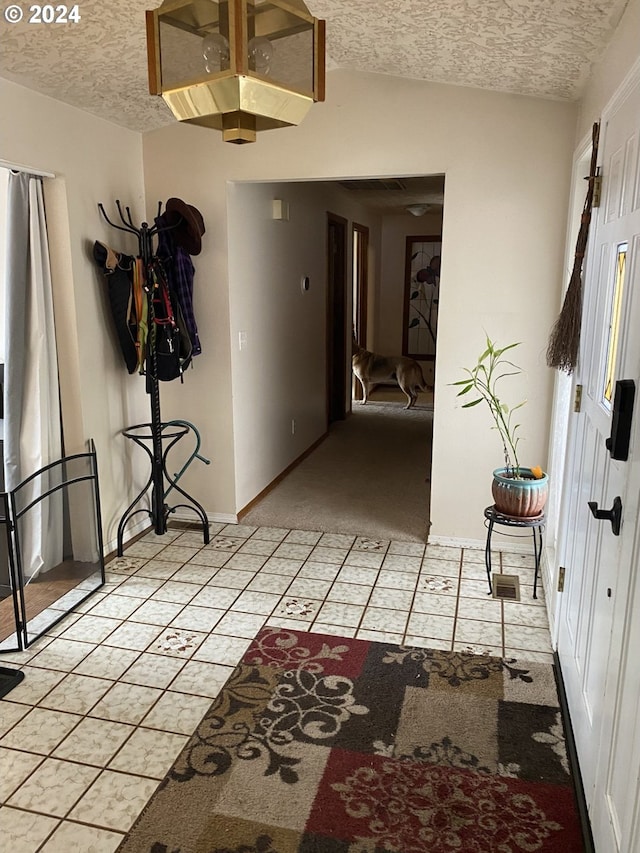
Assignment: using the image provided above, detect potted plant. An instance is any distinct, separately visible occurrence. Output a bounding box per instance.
[451,336,548,518]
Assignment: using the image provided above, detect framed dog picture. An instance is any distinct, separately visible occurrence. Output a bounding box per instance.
[403,235,442,360]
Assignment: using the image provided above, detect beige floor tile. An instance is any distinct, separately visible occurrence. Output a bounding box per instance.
[7,758,100,816]
[169,660,233,698]
[134,560,183,580]
[120,653,186,688]
[159,545,200,564]
[416,574,459,596]
[168,564,219,584]
[89,682,163,725]
[28,638,95,672]
[150,581,199,605]
[68,770,159,831]
[59,615,121,644]
[40,821,124,852]
[128,599,185,627]
[207,569,256,589]
[360,607,409,635]
[315,601,365,628]
[212,611,266,639]
[224,553,270,571]
[335,565,379,586]
[238,538,280,556]
[192,633,251,666]
[5,667,65,706]
[170,604,226,633]
[0,806,59,852]
[52,717,135,765]
[504,625,553,654]
[455,617,503,647]
[411,591,457,616]
[73,646,141,680]
[284,530,323,546]
[0,747,44,801]
[404,635,452,651]
[406,612,454,641]
[87,595,143,620]
[39,674,114,714]
[327,582,372,605]
[310,545,349,564]
[108,728,188,779]
[247,573,292,594]
[0,707,81,754]
[368,587,414,610]
[343,550,385,569]
[0,700,31,736]
[102,621,164,652]
[456,596,502,623]
[141,690,212,734]
[453,642,503,656]
[273,597,322,622]
[286,578,334,600]
[231,589,281,615]
[251,526,289,542]
[298,561,341,581]
[191,586,240,609]
[147,627,207,657]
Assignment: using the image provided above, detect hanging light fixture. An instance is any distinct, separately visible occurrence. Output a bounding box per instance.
[146,0,326,144]
[406,203,431,217]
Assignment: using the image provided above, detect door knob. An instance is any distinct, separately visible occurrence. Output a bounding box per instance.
[588,496,622,536]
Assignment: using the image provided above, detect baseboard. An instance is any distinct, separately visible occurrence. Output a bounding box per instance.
[427,534,537,555]
[553,653,596,853]
[237,431,329,520]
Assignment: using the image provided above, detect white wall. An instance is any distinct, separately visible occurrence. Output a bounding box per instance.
[377,210,443,368]
[0,79,148,549]
[228,179,381,511]
[143,69,577,541]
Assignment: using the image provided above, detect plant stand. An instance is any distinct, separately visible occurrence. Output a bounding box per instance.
[483,505,545,599]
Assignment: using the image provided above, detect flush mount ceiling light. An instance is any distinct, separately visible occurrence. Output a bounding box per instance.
[146,0,326,144]
[406,203,431,216]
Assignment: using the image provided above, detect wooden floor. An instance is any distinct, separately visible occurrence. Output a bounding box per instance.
[0,560,99,643]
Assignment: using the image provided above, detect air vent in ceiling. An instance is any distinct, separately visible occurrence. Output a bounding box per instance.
[338,178,407,192]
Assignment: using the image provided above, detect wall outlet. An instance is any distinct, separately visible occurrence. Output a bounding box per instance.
[291,419,296,435]
[238,331,247,351]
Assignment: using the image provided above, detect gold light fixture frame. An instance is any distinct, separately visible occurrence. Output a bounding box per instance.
[146,0,326,143]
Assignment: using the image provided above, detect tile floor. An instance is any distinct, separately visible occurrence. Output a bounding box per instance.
[0,522,553,852]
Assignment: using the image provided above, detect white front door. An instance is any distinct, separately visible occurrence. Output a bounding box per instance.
[557,73,640,852]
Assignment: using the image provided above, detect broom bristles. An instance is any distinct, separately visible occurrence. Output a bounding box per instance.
[546,268,583,374]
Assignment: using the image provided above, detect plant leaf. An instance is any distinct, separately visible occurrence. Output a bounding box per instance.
[462,398,483,408]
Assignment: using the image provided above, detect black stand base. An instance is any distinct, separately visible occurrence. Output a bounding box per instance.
[117,421,210,556]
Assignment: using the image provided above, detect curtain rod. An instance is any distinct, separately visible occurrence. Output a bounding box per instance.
[0,159,55,179]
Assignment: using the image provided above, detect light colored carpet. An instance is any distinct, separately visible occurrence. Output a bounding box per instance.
[242,391,433,542]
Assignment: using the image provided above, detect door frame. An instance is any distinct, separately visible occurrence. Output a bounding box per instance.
[326,212,348,425]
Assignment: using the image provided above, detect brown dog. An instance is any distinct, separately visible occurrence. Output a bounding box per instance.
[352,339,429,409]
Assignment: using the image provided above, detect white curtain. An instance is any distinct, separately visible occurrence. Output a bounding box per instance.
[4,171,63,578]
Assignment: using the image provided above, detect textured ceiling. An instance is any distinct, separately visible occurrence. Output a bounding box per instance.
[0,0,630,135]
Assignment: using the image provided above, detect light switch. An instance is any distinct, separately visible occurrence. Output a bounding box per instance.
[238,331,247,350]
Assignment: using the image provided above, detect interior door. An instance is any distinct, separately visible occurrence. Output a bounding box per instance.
[557,77,640,852]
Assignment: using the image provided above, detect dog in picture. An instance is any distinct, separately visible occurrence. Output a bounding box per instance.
[352,338,430,409]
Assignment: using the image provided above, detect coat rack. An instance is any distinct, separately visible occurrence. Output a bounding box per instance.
[98,200,210,555]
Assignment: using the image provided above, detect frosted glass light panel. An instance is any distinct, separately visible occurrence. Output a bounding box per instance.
[404,236,442,359]
[603,243,627,407]
[248,1,315,94]
[157,1,230,90]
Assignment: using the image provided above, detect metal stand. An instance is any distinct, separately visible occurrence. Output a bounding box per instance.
[483,505,545,599]
[116,421,210,556]
[98,201,210,555]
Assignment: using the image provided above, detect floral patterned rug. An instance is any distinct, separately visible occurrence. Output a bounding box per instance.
[118,628,585,853]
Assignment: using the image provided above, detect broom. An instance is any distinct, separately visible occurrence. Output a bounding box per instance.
[546,121,600,374]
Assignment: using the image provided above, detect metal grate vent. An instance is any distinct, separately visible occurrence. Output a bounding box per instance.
[492,574,521,601]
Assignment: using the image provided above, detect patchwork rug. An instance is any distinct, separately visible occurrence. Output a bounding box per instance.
[118,628,585,852]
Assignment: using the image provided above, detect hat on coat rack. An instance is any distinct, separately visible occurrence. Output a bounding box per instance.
[164,198,206,256]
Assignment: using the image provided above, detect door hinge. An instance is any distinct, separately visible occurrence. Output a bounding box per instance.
[558,566,566,593]
[574,384,583,412]
[592,170,602,207]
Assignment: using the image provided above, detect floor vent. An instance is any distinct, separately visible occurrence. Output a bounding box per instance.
[492,574,521,601]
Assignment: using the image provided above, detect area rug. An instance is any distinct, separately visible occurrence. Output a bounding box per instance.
[118,628,585,853]
[0,665,25,699]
